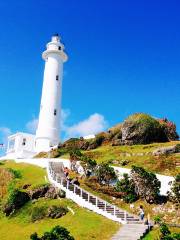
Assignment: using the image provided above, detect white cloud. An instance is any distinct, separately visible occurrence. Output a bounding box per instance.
[61,109,71,131]
[25,110,108,141]
[26,118,38,134]
[63,113,108,139]
[0,127,12,146]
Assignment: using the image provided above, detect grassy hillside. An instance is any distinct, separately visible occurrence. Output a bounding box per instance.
[0,161,119,240]
[83,141,180,176]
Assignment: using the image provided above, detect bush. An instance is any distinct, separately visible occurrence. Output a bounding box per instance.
[169,174,180,204]
[30,225,75,240]
[7,168,22,179]
[115,174,138,203]
[31,206,47,222]
[131,166,161,203]
[95,163,117,185]
[85,177,125,198]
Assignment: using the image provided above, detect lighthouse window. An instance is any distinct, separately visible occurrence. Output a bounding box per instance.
[54,109,57,116]
[22,138,26,146]
[56,75,59,81]
[58,46,61,50]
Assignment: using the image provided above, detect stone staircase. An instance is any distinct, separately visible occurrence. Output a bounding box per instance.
[111,224,149,240]
[47,161,150,239]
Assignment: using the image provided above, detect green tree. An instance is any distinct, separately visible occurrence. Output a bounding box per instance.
[30,225,74,240]
[170,174,180,204]
[131,166,161,203]
[116,173,138,203]
[95,163,117,185]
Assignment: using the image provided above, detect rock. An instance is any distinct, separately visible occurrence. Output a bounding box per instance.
[45,186,58,199]
[28,185,49,199]
[3,204,14,216]
[153,145,180,156]
[121,113,168,145]
[3,190,30,216]
[47,205,68,219]
[111,139,123,146]
[22,184,31,189]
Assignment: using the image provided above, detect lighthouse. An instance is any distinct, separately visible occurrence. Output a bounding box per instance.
[35,34,68,153]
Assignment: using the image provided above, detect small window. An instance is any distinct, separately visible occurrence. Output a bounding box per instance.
[58,46,61,50]
[22,138,26,146]
[56,75,59,81]
[54,109,57,116]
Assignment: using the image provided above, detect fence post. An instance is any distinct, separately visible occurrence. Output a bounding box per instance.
[125,211,127,223]
[74,185,76,193]
[80,188,82,197]
[114,206,116,216]
[67,180,69,189]
[96,197,98,207]
[104,202,106,211]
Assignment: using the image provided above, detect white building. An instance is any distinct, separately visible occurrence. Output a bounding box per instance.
[35,34,68,153]
[6,132,36,159]
[5,34,67,159]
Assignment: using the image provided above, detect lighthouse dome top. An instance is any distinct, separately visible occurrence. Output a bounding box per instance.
[42,35,68,62]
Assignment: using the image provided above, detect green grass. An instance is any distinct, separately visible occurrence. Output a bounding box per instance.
[143,226,180,239]
[84,141,180,176]
[0,160,47,188]
[0,161,119,240]
[0,197,119,240]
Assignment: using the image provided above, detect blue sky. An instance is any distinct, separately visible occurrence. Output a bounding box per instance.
[0,0,180,152]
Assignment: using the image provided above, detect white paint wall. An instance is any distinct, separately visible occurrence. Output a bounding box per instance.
[35,35,68,153]
[113,166,174,196]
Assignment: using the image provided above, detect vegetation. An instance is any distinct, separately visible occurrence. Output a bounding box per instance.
[115,173,137,203]
[131,166,161,203]
[84,142,180,176]
[30,225,75,240]
[169,174,180,204]
[0,161,119,240]
[95,162,117,185]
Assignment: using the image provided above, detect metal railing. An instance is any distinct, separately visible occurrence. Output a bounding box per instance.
[48,165,129,222]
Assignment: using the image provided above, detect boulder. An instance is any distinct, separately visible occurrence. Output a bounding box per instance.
[45,186,58,199]
[47,205,68,219]
[121,113,167,145]
[153,144,180,156]
[28,185,49,199]
[3,190,30,216]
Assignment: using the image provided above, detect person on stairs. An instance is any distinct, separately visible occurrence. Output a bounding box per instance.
[139,205,145,221]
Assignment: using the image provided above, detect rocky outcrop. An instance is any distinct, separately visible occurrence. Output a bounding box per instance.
[47,205,68,219]
[45,186,59,199]
[3,190,30,216]
[56,113,179,152]
[121,113,169,145]
[28,185,61,200]
[28,185,49,199]
[153,144,180,156]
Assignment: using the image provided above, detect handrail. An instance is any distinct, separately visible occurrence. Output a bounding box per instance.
[48,165,127,222]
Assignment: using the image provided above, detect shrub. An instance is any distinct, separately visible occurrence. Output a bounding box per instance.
[95,163,117,185]
[7,168,22,179]
[115,174,138,203]
[31,206,47,222]
[30,225,75,240]
[169,174,180,204]
[131,166,161,203]
[85,177,125,198]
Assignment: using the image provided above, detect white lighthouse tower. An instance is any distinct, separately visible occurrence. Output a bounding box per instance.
[35,34,68,153]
